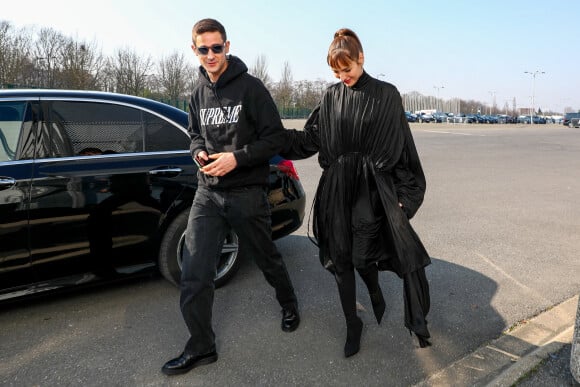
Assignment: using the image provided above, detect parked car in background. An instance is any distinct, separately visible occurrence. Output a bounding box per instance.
[432,112,448,123]
[563,112,580,127]
[0,90,306,302]
[516,115,546,124]
[417,112,433,123]
[464,114,478,124]
[471,114,485,123]
[447,113,466,123]
[518,115,531,124]
[533,116,546,124]
[481,115,499,124]
[548,115,563,124]
[497,115,517,124]
[405,111,418,122]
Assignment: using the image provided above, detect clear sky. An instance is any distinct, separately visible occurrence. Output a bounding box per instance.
[3,0,579,113]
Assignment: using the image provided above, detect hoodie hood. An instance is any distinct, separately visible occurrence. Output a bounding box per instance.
[198,55,248,88]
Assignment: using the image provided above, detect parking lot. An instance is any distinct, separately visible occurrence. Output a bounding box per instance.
[1,122,579,386]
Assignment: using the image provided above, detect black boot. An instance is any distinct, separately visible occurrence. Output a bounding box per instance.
[410,330,432,348]
[357,264,385,324]
[369,289,386,324]
[344,316,363,358]
[335,269,363,358]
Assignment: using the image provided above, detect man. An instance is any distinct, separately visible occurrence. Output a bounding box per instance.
[162,18,300,376]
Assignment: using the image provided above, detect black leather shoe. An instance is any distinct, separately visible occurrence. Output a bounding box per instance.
[161,351,218,376]
[281,306,300,332]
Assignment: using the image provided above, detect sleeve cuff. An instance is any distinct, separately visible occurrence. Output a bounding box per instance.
[233,150,249,167]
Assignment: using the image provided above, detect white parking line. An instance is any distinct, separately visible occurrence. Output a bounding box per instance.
[423,130,486,136]
[474,251,551,304]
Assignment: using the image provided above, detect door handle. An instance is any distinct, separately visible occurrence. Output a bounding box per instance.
[0,176,16,190]
[148,168,183,177]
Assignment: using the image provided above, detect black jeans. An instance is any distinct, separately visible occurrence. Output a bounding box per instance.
[179,185,297,356]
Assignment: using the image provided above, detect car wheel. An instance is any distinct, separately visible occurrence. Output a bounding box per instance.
[158,208,242,288]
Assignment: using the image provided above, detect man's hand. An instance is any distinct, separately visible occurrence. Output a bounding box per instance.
[201,152,237,176]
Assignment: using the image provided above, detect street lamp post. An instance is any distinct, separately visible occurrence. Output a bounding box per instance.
[488,91,496,115]
[433,85,444,112]
[524,70,545,125]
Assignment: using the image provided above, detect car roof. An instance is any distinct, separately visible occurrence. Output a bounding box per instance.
[0,89,188,125]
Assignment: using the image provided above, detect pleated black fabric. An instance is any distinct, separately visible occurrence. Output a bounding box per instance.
[283,72,431,276]
[283,72,432,342]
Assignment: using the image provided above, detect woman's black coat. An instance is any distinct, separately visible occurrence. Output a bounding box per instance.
[283,72,431,277]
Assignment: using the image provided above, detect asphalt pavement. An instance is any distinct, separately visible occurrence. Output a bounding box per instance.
[1,122,579,386]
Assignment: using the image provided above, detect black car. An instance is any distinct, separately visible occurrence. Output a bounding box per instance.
[563,112,580,127]
[0,89,305,301]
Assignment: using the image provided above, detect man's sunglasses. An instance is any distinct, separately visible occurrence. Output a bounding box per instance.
[196,44,226,55]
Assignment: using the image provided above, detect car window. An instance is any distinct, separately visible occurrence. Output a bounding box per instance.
[41,100,189,158]
[144,111,189,152]
[46,101,143,157]
[0,102,25,162]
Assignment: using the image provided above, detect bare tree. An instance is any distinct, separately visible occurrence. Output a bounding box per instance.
[1,19,329,116]
[293,79,329,110]
[99,57,115,92]
[0,21,33,87]
[157,51,190,100]
[184,63,199,93]
[273,61,293,112]
[110,48,153,95]
[58,38,105,90]
[249,54,271,88]
[33,27,68,88]
[402,91,470,115]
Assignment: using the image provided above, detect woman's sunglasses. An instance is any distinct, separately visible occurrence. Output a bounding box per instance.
[196,44,226,55]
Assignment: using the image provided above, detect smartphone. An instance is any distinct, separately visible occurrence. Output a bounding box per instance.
[194,155,213,169]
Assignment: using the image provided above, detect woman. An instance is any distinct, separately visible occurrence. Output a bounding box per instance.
[283,28,432,357]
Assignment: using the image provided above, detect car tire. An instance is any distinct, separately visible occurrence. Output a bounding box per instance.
[158,208,242,288]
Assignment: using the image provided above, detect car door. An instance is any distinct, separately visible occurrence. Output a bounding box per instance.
[0,101,36,296]
[27,99,176,284]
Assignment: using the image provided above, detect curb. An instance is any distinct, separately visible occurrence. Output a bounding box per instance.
[488,327,573,386]
[413,295,578,387]
[571,297,580,382]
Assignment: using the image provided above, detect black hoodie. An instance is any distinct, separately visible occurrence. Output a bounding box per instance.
[188,55,285,189]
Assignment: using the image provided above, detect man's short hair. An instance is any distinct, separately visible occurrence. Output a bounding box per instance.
[192,18,227,43]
